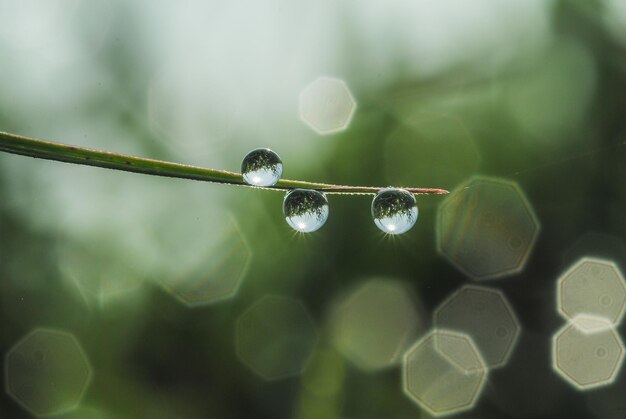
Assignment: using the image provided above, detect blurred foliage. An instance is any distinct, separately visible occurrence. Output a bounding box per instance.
[2,0,626,418]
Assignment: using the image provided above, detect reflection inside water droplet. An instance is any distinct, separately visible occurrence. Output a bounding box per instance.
[371,188,418,234]
[283,189,329,233]
[241,148,283,187]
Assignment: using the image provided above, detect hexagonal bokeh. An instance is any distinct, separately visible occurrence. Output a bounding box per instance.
[434,285,520,368]
[58,235,147,307]
[403,329,488,417]
[236,295,318,380]
[437,176,540,280]
[553,315,625,390]
[557,257,626,326]
[329,278,423,371]
[158,216,251,307]
[5,329,92,416]
[384,114,480,190]
[299,77,356,135]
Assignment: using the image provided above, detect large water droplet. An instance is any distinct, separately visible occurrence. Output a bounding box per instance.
[241,148,283,187]
[371,188,418,234]
[283,189,329,233]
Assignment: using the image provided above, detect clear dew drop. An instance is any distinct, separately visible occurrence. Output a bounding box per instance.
[371,188,418,234]
[241,148,283,187]
[283,189,329,233]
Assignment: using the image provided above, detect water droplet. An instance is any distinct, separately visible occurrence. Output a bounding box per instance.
[241,148,283,187]
[283,189,329,233]
[371,188,418,234]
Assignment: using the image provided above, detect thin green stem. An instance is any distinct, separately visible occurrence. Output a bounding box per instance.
[0,131,449,195]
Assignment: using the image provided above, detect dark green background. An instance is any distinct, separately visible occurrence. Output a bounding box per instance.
[2,1,626,418]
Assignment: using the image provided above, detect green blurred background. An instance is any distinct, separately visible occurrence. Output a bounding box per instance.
[2,0,626,418]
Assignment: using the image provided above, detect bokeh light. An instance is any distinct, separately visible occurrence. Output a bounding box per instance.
[557,257,626,326]
[329,278,423,371]
[437,176,540,280]
[156,214,251,307]
[434,284,520,368]
[5,328,92,416]
[236,295,318,380]
[57,233,147,307]
[299,77,356,135]
[403,329,488,417]
[0,0,625,417]
[552,315,625,390]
